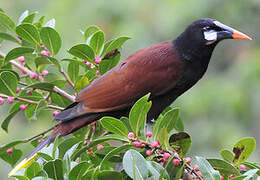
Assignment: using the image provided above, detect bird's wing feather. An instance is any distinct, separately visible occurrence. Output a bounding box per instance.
[54,41,184,121]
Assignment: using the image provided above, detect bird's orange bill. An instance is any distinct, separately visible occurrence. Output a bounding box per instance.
[232,30,252,40]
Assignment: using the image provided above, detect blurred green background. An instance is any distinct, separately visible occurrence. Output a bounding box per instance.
[0,0,260,178]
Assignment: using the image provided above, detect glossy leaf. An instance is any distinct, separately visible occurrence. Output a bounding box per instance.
[169,132,191,157]
[100,117,129,137]
[129,94,152,137]
[99,53,120,75]
[1,109,20,132]
[27,82,55,91]
[43,18,55,28]
[84,25,100,41]
[58,137,81,159]
[24,161,41,179]
[147,161,170,180]
[89,30,105,55]
[0,147,22,167]
[40,27,62,55]
[50,92,72,107]
[68,44,95,63]
[158,128,170,150]
[0,32,20,44]
[75,76,89,93]
[12,175,29,180]
[123,149,148,180]
[5,47,34,62]
[18,90,44,101]
[68,161,90,180]
[68,61,79,83]
[233,137,256,164]
[196,156,221,180]
[43,159,63,180]
[0,71,18,96]
[18,10,29,25]
[97,171,124,180]
[207,159,240,176]
[0,12,15,31]
[16,23,40,44]
[102,36,130,56]
[220,149,234,163]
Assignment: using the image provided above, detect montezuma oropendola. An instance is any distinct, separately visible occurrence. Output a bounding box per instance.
[9,18,251,176]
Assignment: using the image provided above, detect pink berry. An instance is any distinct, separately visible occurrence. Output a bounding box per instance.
[7,96,13,104]
[86,62,92,66]
[146,131,152,137]
[6,148,13,154]
[53,111,59,116]
[163,153,171,162]
[173,158,180,166]
[26,90,32,95]
[16,87,21,93]
[17,56,25,63]
[133,141,141,148]
[20,104,26,111]
[96,71,100,75]
[239,164,246,170]
[229,174,234,179]
[92,127,96,131]
[128,132,135,139]
[94,57,102,64]
[157,138,160,145]
[146,150,152,156]
[82,60,86,63]
[220,176,224,180]
[42,70,48,76]
[160,162,164,166]
[97,144,104,150]
[0,97,4,105]
[38,139,44,143]
[185,157,191,164]
[89,122,96,126]
[194,164,200,171]
[41,50,51,57]
[29,72,38,79]
[151,141,159,148]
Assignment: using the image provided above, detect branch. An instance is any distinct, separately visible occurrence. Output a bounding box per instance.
[0,51,75,102]
[60,69,74,89]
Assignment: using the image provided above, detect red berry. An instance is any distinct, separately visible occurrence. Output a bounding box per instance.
[96,71,100,75]
[38,139,44,143]
[0,97,4,105]
[17,56,25,63]
[146,150,152,156]
[229,174,235,179]
[146,131,152,137]
[185,157,191,164]
[92,127,96,131]
[133,141,141,148]
[163,153,171,162]
[86,62,92,67]
[128,132,135,139]
[160,162,164,166]
[16,87,21,93]
[29,72,38,79]
[42,70,48,76]
[97,144,104,150]
[41,50,51,57]
[26,90,32,95]
[53,111,59,116]
[95,57,102,64]
[194,164,200,171]
[220,176,224,180]
[173,158,180,166]
[151,141,158,148]
[82,60,86,63]
[7,96,13,104]
[20,104,26,111]
[6,148,13,154]
[239,164,246,170]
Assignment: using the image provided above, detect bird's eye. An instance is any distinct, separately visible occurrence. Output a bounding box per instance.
[203,26,211,31]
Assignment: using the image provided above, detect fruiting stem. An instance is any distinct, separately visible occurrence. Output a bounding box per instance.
[60,69,75,89]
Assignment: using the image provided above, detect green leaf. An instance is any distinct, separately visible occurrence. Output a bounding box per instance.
[1,109,20,132]
[220,149,235,163]
[233,137,256,164]
[207,159,240,176]
[242,169,259,180]
[62,58,88,69]
[5,47,34,63]
[46,56,61,70]
[0,32,20,44]
[43,159,63,180]
[169,132,191,157]
[58,137,81,159]
[25,161,41,179]
[40,27,62,56]
[0,71,18,96]
[11,175,29,180]
[161,108,181,133]
[100,144,132,169]
[129,94,152,137]
[0,141,24,153]
[68,44,95,63]
[18,90,44,101]
[51,92,72,107]
[43,18,55,28]
[102,37,130,56]
[0,147,22,167]
[75,76,89,93]
[0,12,15,31]
[68,161,90,180]
[18,10,29,25]
[158,128,170,150]
[99,53,120,75]
[27,82,55,91]
[100,117,129,137]
[38,152,53,161]
[97,171,124,180]
[0,69,20,80]
[16,23,40,44]
[22,13,36,24]
[89,31,105,55]
[68,61,79,83]
[196,156,221,180]
[84,25,100,41]
[123,149,148,180]
[147,161,170,180]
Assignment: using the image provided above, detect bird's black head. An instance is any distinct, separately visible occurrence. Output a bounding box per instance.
[174,18,251,62]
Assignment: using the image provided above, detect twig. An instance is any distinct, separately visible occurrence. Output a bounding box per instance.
[60,69,74,88]
[0,51,75,102]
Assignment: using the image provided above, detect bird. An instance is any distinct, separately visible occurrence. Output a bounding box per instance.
[9,18,251,176]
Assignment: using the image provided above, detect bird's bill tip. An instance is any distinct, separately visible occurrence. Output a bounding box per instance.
[232,30,252,40]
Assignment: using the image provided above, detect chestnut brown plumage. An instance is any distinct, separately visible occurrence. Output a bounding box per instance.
[9,18,251,176]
